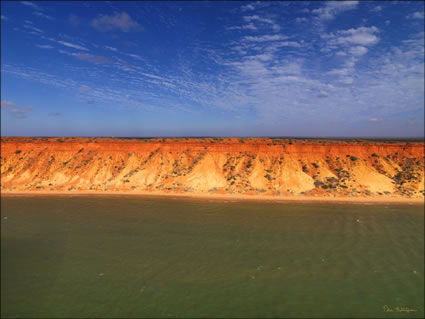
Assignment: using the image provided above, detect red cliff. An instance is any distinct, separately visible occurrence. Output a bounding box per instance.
[1,137,424,200]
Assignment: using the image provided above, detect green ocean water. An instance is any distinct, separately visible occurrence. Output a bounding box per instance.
[1,195,423,318]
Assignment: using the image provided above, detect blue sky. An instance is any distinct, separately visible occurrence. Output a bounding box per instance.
[1,1,424,137]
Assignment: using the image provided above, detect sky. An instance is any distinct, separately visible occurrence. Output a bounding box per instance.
[1,1,424,137]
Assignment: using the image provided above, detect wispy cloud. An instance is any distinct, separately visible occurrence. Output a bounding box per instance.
[295,17,308,23]
[91,12,142,32]
[23,23,43,34]
[36,44,54,49]
[226,23,257,31]
[33,11,54,21]
[1,100,16,107]
[368,118,383,123]
[20,1,42,10]
[243,15,280,32]
[241,3,255,12]
[8,106,33,119]
[1,99,34,119]
[105,46,118,52]
[74,54,111,64]
[3,2,423,136]
[57,40,89,51]
[242,34,288,42]
[79,86,92,92]
[126,53,144,61]
[313,1,358,21]
[1,15,7,21]
[317,91,329,98]
[370,6,382,13]
[48,112,61,116]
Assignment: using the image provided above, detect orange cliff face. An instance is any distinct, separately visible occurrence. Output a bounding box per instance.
[1,137,424,199]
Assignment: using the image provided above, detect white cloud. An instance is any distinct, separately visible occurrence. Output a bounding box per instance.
[407,11,424,19]
[295,17,308,23]
[349,46,368,56]
[317,91,328,98]
[241,4,255,11]
[91,12,141,32]
[243,15,280,32]
[279,41,302,48]
[1,15,7,21]
[3,19,423,136]
[57,40,89,51]
[340,77,354,85]
[244,15,271,23]
[243,34,288,42]
[313,1,359,21]
[243,23,257,31]
[336,26,380,46]
[328,68,350,75]
[227,23,257,31]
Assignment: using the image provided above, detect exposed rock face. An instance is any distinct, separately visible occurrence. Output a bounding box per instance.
[1,137,424,199]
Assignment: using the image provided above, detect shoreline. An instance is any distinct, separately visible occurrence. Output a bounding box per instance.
[1,190,424,205]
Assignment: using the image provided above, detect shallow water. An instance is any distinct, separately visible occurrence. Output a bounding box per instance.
[1,195,424,318]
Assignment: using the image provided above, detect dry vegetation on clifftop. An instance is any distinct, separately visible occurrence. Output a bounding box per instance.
[1,137,424,200]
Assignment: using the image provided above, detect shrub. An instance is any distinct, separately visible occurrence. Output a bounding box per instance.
[350,156,358,161]
[326,177,339,183]
[15,150,22,154]
[312,163,320,169]
[371,153,379,157]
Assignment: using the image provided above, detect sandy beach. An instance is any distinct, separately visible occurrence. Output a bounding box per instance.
[2,189,424,205]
